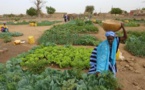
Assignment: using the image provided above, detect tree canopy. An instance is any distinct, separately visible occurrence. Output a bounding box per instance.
[26,7,37,16]
[110,8,122,15]
[46,6,56,14]
[85,5,94,14]
[142,8,145,10]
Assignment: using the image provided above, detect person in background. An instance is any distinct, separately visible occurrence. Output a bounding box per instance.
[63,14,68,22]
[1,22,9,32]
[88,23,127,77]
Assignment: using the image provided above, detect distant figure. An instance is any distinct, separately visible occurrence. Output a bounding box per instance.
[63,14,68,22]
[1,22,9,32]
[67,15,70,21]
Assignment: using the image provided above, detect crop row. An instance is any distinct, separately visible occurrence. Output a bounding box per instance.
[13,45,93,73]
[125,31,145,57]
[38,19,100,46]
[0,59,120,90]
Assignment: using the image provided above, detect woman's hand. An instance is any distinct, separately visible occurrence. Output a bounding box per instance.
[120,22,127,42]
[121,23,124,29]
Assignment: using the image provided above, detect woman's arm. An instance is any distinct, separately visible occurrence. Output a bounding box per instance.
[119,23,127,42]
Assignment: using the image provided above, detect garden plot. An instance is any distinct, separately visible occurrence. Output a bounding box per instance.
[0,19,145,90]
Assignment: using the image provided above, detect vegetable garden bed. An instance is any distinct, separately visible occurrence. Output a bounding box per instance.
[38,20,101,46]
[0,60,121,90]
[11,45,93,73]
[125,31,145,57]
[0,19,124,90]
[0,32,23,43]
[1,20,61,26]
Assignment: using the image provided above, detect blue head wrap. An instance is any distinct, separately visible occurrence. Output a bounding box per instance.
[105,31,116,37]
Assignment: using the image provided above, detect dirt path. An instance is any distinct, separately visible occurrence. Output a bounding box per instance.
[95,24,106,40]
[0,23,145,90]
[9,25,54,41]
[117,43,145,90]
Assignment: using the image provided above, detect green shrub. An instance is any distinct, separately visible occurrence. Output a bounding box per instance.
[125,31,145,57]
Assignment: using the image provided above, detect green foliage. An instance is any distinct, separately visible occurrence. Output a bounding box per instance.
[85,5,94,14]
[110,8,122,14]
[37,21,61,26]
[0,32,23,43]
[94,20,102,24]
[11,32,23,37]
[14,18,20,21]
[125,31,145,57]
[75,19,85,26]
[74,35,101,46]
[15,45,93,73]
[0,60,121,90]
[38,30,99,46]
[46,6,56,14]
[6,21,29,25]
[26,7,37,16]
[127,31,144,37]
[120,19,145,27]
[124,11,128,14]
[142,7,145,10]
[124,21,140,27]
[85,20,93,25]
[75,19,94,26]
[38,20,99,46]
[3,36,12,43]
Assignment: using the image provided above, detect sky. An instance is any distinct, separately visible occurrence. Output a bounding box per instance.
[0,0,145,15]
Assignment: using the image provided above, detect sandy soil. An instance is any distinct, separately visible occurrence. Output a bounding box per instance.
[0,22,145,90]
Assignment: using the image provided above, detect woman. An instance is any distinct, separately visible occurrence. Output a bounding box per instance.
[1,23,9,32]
[88,23,127,76]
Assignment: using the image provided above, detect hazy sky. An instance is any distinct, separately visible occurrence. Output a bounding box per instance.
[0,0,145,15]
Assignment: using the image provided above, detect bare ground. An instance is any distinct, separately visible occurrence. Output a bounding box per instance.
[0,23,145,90]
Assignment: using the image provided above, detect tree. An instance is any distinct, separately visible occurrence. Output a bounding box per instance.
[124,11,128,14]
[33,0,46,17]
[110,8,122,15]
[26,7,37,16]
[85,5,94,14]
[46,6,56,14]
[142,8,145,10]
